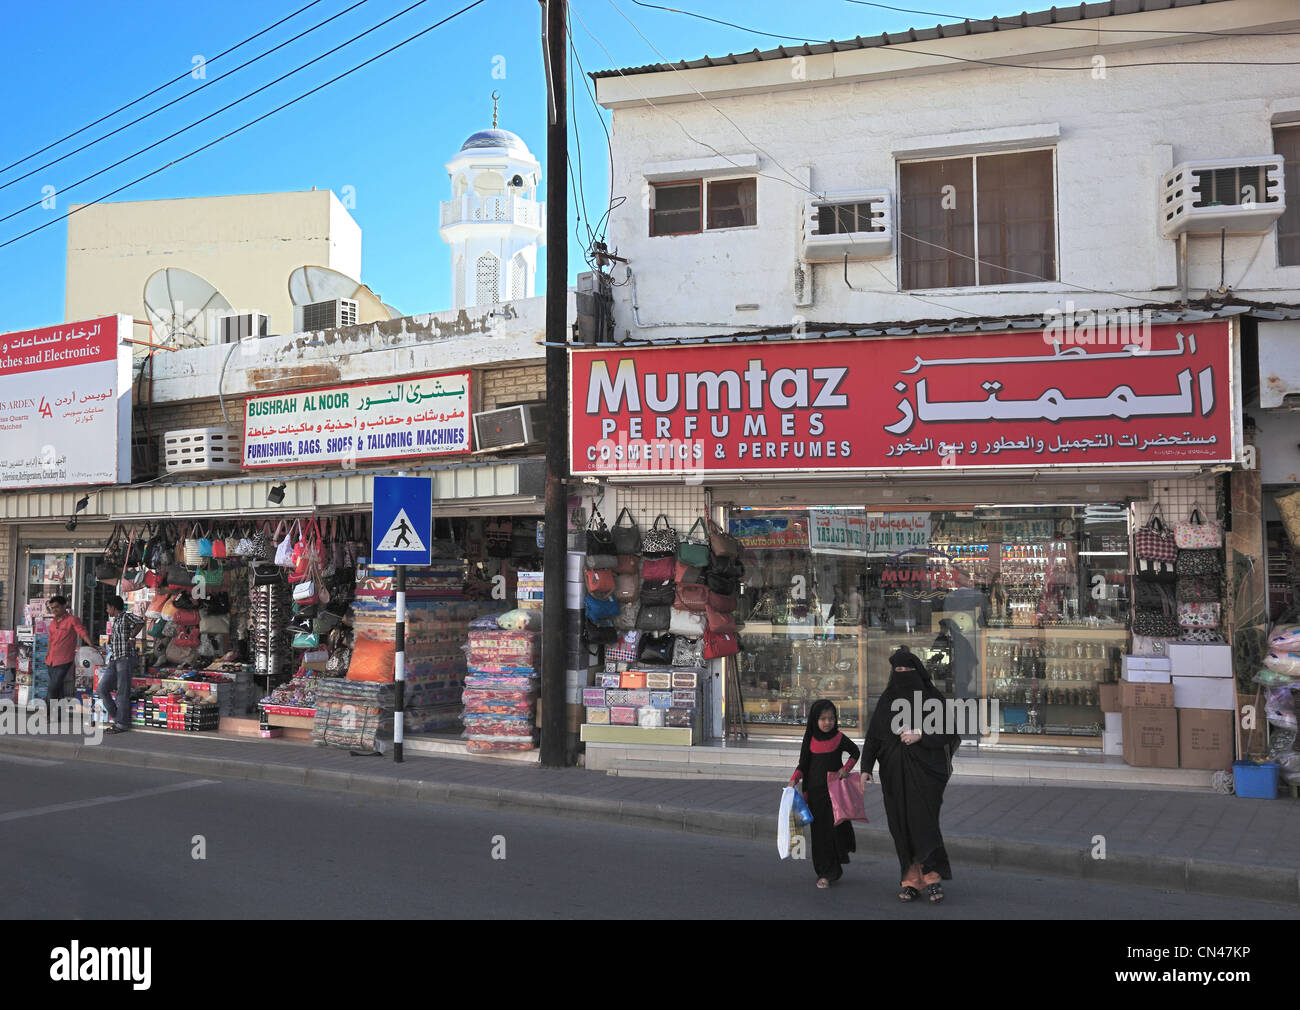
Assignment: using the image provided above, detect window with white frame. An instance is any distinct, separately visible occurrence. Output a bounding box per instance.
[899,150,1056,289]
[475,252,500,304]
[649,177,756,236]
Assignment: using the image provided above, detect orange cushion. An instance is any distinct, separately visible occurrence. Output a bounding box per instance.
[346,637,395,683]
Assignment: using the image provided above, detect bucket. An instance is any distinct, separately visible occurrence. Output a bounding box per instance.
[1232,760,1280,799]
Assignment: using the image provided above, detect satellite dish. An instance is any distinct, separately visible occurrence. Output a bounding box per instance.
[288,265,401,322]
[142,267,233,347]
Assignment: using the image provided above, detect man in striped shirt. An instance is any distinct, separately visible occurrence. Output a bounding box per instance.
[101,595,144,733]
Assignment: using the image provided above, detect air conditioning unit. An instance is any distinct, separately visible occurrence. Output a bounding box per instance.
[802,189,893,262]
[214,311,269,343]
[473,404,546,451]
[1160,156,1286,237]
[163,427,242,475]
[294,298,359,332]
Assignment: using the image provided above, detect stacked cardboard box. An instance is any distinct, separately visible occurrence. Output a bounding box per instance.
[1168,643,1235,772]
[1117,655,1176,767]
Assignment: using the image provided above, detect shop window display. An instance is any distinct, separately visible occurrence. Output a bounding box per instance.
[730,505,1131,745]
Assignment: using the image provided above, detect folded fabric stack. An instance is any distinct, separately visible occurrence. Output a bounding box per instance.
[464,620,539,752]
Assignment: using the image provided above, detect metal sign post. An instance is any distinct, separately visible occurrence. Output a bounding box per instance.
[371,475,433,765]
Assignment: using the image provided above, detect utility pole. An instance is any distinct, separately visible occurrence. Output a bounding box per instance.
[540,0,568,768]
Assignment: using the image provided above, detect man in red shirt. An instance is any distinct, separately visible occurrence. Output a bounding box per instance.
[46,595,95,701]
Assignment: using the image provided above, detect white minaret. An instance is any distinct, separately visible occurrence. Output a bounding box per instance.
[439,94,545,311]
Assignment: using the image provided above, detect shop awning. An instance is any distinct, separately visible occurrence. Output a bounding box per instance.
[0,458,545,523]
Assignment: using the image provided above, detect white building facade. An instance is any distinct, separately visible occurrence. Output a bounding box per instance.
[573,0,1300,775]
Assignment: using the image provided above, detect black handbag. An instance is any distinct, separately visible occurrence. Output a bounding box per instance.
[637,604,671,632]
[611,507,641,555]
[706,570,740,595]
[587,508,616,556]
[1134,559,1176,584]
[639,579,675,605]
[638,634,675,664]
[201,592,232,615]
[1176,548,1223,576]
[251,562,285,586]
[584,619,618,645]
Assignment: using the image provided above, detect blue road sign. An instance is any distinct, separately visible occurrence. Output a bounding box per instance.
[371,476,433,565]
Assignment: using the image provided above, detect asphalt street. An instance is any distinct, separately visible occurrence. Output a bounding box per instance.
[1,753,1295,921]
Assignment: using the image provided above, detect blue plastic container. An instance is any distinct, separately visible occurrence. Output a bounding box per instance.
[1233,760,1280,799]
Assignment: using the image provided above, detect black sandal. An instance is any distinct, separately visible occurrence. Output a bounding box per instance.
[925,883,944,903]
[898,886,920,902]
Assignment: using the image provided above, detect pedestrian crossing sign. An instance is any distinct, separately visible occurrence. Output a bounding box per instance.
[371,476,432,565]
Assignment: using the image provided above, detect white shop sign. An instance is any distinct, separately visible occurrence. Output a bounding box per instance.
[242,372,472,469]
[0,315,132,490]
[809,510,931,556]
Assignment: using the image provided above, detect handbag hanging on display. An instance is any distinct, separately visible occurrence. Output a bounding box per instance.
[584,619,618,646]
[668,607,705,639]
[637,604,671,632]
[1174,505,1223,550]
[674,582,709,613]
[641,514,679,558]
[641,556,675,582]
[614,601,641,631]
[705,605,738,634]
[639,579,675,606]
[1133,507,1177,562]
[587,507,616,556]
[611,507,641,555]
[671,636,703,667]
[614,573,639,603]
[638,634,675,664]
[703,630,740,659]
[586,568,616,595]
[708,519,741,559]
[615,554,640,575]
[677,518,710,568]
[1176,548,1223,577]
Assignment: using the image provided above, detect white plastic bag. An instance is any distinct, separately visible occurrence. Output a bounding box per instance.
[777,787,795,860]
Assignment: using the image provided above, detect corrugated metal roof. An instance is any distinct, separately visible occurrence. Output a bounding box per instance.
[0,457,545,522]
[591,0,1235,81]
[574,301,1264,348]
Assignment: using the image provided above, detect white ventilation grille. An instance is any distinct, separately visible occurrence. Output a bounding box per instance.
[1160,157,1286,236]
[510,254,526,300]
[803,189,893,261]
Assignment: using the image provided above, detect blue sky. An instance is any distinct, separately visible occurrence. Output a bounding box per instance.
[0,0,1025,332]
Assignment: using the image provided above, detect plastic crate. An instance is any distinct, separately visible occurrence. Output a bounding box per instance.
[164,427,242,474]
[1233,761,1280,799]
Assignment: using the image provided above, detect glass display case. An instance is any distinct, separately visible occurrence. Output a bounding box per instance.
[728,503,1132,746]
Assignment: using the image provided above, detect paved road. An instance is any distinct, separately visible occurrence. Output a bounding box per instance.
[1,755,1294,920]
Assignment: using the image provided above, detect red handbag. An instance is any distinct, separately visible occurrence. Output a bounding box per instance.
[144,570,164,589]
[674,582,709,613]
[172,606,200,627]
[675,560,702,584]
[586,568,615,595]
[706,605,737,633]
[702,631,739,659]
[172,626,200,647]
[642,556,674,581]
[707,590,737,613]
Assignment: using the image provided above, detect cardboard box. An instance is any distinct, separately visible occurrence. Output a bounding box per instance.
[1099,683,1121,713]
[1122,707,1179,768]
[1120,679,1175,709]
[1122,655,1172,675]
[1167,643,1233,679]
[1172,675,1235,711]
[1178,708,1235,771]
[1121,666,1172,684]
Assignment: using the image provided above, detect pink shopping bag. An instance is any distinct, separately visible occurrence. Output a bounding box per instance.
[827,772,869,826]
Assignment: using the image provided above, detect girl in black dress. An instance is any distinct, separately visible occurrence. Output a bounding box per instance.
[788,699,860,889]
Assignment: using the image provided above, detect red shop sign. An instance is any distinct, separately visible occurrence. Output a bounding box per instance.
[0,316,119,379]
[569,320,1238,475]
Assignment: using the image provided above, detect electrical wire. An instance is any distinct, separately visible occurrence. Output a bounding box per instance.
[568,7,622,244]
[0,0,435,226]
[628,0,835,43]
[567,16,597,263]
[0,0,490,251]
[595,0,1177,308]
[0,0,371,196]
[0,0,327,177]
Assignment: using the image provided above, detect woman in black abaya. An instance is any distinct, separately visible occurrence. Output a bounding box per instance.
[860,647,959,903]
[788,699,860,889]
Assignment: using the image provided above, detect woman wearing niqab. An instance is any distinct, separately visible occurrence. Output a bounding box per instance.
[860,647,958,903]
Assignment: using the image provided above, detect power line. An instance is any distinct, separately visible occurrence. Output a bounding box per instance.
[0,0,371,196]
[583,0,1176,310]
[628,0,834,43]
[0,0,490,251]
[0,0,438,226]
[0,0,327,178]
[566,10,621,243]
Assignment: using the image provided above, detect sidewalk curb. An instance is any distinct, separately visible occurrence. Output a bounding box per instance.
[5,736,1296,906]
